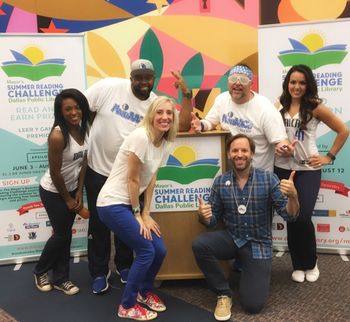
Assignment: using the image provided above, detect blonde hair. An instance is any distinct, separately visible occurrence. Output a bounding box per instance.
[140,96,179,142]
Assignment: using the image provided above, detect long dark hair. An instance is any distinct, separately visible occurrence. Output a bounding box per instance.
[279,64,321,130]
[52,88,90,147]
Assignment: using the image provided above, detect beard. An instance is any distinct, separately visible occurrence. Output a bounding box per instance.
[131,84,153,100]
[231,156,252,172]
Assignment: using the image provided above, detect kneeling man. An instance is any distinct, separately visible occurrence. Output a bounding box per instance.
[192,134,299,321]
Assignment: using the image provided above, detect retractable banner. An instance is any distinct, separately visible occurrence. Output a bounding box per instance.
[0,34,87,264]
[259,19,350,253]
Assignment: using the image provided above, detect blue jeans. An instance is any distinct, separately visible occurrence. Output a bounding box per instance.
[192,230,271,314]
[98,204,166,308]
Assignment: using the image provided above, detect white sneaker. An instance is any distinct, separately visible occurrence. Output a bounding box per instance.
[305,262,319,282]
[291,270,305,283]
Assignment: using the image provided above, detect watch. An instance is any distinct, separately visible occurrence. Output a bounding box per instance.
[182,90,192,99]
[326,152,336,161]
[132,206,140,215]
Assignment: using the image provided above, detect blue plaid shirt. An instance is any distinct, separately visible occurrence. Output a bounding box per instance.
[208,167,297,259]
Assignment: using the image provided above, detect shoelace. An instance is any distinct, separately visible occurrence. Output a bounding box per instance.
[217,296,228,307]
[38,274,48,285]
[145,292,161,303]
[61,281,74,290]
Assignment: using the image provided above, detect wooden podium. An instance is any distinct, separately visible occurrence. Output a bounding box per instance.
[152,131,230,280]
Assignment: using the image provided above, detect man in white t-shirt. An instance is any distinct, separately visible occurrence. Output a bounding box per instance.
[85,59,192,294]
[191,64,289,172]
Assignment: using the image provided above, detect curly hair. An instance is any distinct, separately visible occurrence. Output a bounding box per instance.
[279,64,322,130]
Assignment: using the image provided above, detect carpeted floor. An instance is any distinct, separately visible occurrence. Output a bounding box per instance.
[0,261,215,322]
[1,253,349,322]
[160,253,350,322]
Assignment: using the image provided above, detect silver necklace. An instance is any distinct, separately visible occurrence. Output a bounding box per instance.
[231,168,255,215]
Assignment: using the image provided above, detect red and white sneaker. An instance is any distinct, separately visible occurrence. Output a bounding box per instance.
[117,303,157,321]
[137,292,166,312]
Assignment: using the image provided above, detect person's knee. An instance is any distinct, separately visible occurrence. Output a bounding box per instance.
[192,235,209,255]
[240,299,265,314]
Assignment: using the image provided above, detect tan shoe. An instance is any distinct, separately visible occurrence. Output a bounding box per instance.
[305,262,320,282]
[214,295,232,321]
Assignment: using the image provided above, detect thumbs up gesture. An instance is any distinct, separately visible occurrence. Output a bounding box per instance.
[190,112,202,133]
[280,170,298,198]
[197,196,212,226]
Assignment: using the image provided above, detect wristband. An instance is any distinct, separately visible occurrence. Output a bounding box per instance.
[200,121,204,132]
[132,206,140,214]
[182,90,192,99]
[326,152,336,161]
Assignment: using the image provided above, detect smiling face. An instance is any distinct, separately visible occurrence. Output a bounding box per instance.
[228,73,252,104]
[288,71,307,101]
[130,71,155,100]
[61,98,82,127]
[227,137,254,172]
[152,101,174,135]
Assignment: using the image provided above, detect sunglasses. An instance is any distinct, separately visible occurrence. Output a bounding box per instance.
[228,75,251,85]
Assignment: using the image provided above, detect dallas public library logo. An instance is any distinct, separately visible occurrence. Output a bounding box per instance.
[278,32,348,69]
[157,145,220,184]
[1,46,66,81]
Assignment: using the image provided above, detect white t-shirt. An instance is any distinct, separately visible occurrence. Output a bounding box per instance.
[275,110,320,171]
[40,128,88,193]
[202,91,287,171]
[85,77,157,177]
[97,127,172,207]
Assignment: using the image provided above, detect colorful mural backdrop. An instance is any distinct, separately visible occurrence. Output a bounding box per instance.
[0,1,350,260]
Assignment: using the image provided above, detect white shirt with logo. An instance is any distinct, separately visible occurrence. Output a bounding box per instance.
[85,77,157,177]
[275,110,320,171]
[97,127,172,207]
[202,91,287,171]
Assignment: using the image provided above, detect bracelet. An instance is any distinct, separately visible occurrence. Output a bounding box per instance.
[182,90,192,99]
[200,121,204,132]
[326,152,336,161]
[132,206,140,214]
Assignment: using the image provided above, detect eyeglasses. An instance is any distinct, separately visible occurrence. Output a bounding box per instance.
[228,75,251,86]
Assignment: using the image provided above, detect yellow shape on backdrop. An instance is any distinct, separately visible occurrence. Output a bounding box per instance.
[290,0,347,20]
[86,65,103,78]
[172,146,197,166]
[86,32,126,78]
[22,46,44,64]
[140,15,257,66]
[301,33,324,52]
[147,0,169,11]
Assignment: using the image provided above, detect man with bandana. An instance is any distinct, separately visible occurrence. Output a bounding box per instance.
[191,64,289,172]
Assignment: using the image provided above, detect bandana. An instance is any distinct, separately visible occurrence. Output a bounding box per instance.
[228,65,253,80]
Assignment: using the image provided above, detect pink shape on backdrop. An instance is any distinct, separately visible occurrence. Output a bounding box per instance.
[7,7,37,32]
[165,0,259,28]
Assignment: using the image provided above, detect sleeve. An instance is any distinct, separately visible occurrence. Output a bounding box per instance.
[261,99,287,144]
[159,142,173,167]
[124,128,149,163]
[84,78,111,113]
[202,95,222,130]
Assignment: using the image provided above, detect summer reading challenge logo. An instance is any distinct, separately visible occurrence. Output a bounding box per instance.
[157,146,220,184]
[1,46,66,81]
[278,33,347,69]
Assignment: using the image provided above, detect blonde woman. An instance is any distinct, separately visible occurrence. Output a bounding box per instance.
[97,96,178,320]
